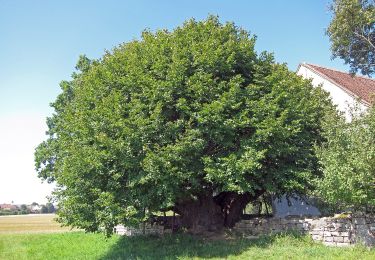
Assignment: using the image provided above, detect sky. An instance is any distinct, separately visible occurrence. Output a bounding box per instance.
[0,0,350,204]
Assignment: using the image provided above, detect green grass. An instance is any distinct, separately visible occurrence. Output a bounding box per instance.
[1,232,374,260]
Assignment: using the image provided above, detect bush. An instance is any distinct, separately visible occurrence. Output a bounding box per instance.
[316,105,375,212]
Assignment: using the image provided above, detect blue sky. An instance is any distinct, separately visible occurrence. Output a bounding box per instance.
[0,0,348,204]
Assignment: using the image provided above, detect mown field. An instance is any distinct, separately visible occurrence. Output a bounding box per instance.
[1,215,375,259]
[0,214,72,234]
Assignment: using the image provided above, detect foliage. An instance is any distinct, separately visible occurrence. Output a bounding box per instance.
[0,205,28,216]
[327,0,375,76]
[0,211,20,216]
[41,205,48,214]
[45,203,55,213]
[35,16,333,234]
[1,232,374,260]
[315,105,375,212]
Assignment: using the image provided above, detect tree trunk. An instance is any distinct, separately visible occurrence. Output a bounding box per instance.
[174,190,265,233]
[220,192,252,227]
[174,194,224,234]
[213,190,265,227]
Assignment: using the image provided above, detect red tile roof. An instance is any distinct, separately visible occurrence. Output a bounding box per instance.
[303,63,375,106]
[0,204,17,210]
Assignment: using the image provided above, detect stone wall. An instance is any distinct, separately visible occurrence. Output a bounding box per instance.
[233,215,375,247]
[233,217,309,236]
[114,215,375,247]
[115,223,171,236]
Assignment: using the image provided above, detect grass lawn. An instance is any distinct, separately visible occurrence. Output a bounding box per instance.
[1,232,374,260]
[0,214,374,259]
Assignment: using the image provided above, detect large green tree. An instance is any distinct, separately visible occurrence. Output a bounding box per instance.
[35,16,332,234]
[327,0,375,76]
[316,106,375,212]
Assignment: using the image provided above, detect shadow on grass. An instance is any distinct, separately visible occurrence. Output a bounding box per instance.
[100,231,305,260]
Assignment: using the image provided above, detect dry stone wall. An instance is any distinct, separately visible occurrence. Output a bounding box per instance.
[114,215,375,247]
[233,215,375,247]
[115,223,171,236]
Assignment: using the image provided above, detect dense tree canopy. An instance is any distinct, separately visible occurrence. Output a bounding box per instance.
[316,106,375,212]
[35,16,332,234]
[327,0,375,76]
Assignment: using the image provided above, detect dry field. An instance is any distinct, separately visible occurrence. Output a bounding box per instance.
[0,214,74,233]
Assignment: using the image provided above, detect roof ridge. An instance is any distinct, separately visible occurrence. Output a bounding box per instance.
[302,63,369,105]
[304,63,375,82]
[300,62,374,106]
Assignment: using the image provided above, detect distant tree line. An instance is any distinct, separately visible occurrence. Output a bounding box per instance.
[0,202,55,216]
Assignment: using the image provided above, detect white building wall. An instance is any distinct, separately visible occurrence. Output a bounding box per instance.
[297,65,368,120]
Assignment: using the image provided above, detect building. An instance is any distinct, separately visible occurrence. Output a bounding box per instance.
[272,63,375,218]
[0,203,18,211]
[297,63,375,119]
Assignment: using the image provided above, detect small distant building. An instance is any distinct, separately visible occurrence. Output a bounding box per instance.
[0,203,18,211]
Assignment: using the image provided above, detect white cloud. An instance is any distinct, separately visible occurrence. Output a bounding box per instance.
[0,113,54,204]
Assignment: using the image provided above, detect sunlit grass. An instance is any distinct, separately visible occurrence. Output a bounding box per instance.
[1,215,374,259]
[0,232,374,260]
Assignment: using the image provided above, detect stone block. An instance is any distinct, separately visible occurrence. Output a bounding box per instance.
[339,232,349,237]
[326,224,335,228]
[334,223,344,228]
[311,227,324,231]
[329,227,338,232]
[323,231,332,237]
[336,227,347,232]
[324,237,333,242]
[333,237,344,243]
